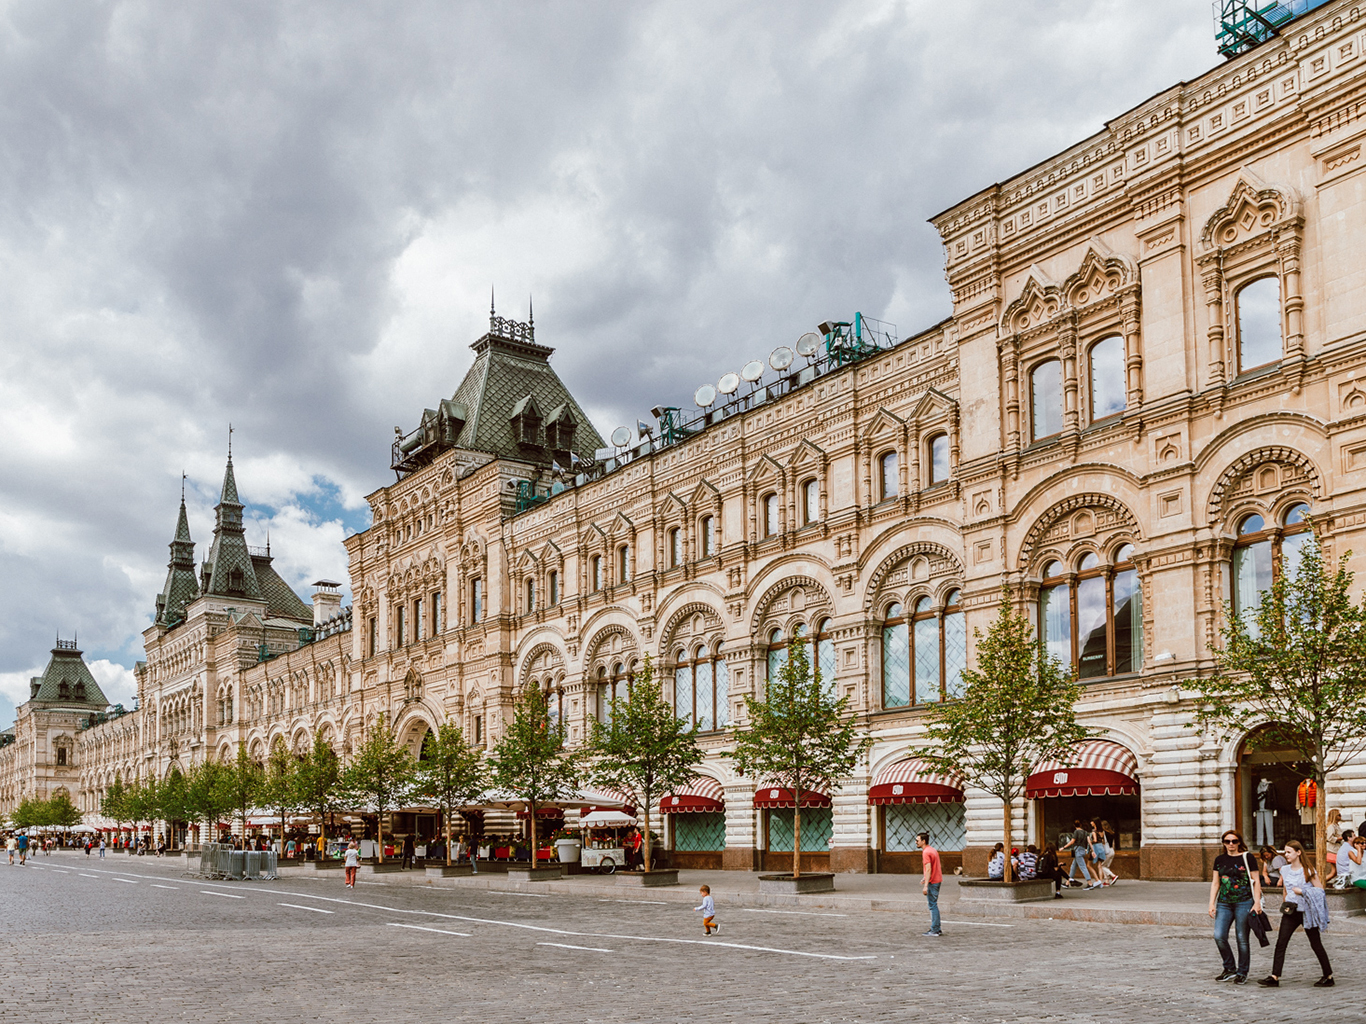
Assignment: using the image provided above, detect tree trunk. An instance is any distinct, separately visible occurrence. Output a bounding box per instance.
[445,807,453,867]
[529,803,537,866]
[642,804,653,874]
[1315,767,1328,883]
[793,787,802,879]
[1002,801,1014,883]
[376,808,384,863]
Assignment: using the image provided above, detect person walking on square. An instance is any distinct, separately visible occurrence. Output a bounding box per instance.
[344,839,360,888]
[1063,821,1096,888]
[1037,843,1064,898]
[695,884,718,935]
[1210,829,1261,984]
[98,837,105,859]
[1258,839,1333,987]
[17,832,28,865]
[6,835,14,865]
[916,832,943,935]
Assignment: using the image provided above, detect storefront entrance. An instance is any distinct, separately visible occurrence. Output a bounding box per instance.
[1027,739,1142,879]
[1238,727,1316,853]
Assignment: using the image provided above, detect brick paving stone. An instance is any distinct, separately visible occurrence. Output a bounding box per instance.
[0,852,1356,1023]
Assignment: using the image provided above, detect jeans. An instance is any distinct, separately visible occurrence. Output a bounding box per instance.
[925,882,941,933]
[1213,899,1253,977]
[1255,809,1275,847]
[1069,849,1091,882]
[1271,906,1332,978]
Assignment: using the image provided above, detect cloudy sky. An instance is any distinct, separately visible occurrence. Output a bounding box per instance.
[0,0,1218,721]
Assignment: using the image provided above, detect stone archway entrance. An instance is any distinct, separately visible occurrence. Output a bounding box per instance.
[1238,725,1316,853]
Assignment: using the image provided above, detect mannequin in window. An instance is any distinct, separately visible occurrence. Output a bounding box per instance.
[1255,777,1277,847]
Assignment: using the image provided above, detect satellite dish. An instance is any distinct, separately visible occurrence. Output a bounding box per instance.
[769,346,794,370]
[741,360,764,382]
[610,426,631,447]
[717,372,740,395]
[694,384,717,408]
[796,332,821,357]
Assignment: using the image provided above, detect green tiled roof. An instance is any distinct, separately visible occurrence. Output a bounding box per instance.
[251,556,313,623]
[156,498,200,626]
[202,455,263,602]
[30,644,109,708]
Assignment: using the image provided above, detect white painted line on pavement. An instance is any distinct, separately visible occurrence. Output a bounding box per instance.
[539,942,613,952]
[151,884,179,890]
[49,870,68,874]
[739,908,848,918]
[598,899,667,905]
[112,878,138,884]
[486,890,550,897]
[265,887,878,962]
[279,903,334,914]
[201,891,245,899]
[387,923,471,937]
[79,873,99,879]
[938,920,1013,928]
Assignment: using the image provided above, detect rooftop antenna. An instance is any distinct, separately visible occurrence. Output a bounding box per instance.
[227,422,233,458]
[528,294,534,327]
[181,472,187,502]
[490,285,496,318]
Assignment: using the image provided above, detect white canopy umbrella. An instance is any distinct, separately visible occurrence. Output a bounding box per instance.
[578,810,637,829]
[470,788,631,812]
[69,825,97,833]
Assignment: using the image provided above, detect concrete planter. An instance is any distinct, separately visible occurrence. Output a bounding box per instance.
[1265,885,1366,918]
[958,879,1056,903]
[312,859,345,870]
[425,864,474,878]
[615,869,680,887]
[555,840,581,863]
[758,872,836,894]
[505,865,563,882]
[358,862,406,875]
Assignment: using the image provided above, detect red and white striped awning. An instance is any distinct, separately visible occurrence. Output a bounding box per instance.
[1027,740,1139,799]
[659,777,726,814]
[580,787,637,816]
[868,759,965,806]
[753,782,831,809]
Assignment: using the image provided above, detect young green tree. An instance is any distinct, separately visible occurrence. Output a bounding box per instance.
[10,797,44,830]
[224,744,265,839]
[726,638,871,878]
[126,776,161,842]
[413,720,489,866]
[101,774,130,834]
[46,791,83,828]
[159,767,189,848]
[919,588,1088,883]
[587,655,702,873]
[488,685,581,865]
[185,758,236,841]
[1192,535,1366,881]
[295,733,343,852]
[341,714,416,864]
[262,738,301,853]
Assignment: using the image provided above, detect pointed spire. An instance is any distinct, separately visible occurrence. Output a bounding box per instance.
[220,444,240,506]
[174,493,192,543]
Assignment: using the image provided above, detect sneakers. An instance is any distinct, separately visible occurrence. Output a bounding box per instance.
[922,929,942,936]
[712,923,719,934]
[1232,975,1247,985]
[1053,893,1064,899]
[1314,976,1335,988]
[1215,971,1237,982]
[1257,976,1279,987]
[1086,881,1102,890]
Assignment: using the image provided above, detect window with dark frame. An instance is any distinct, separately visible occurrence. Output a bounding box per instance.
[881,591,966,707]
[1039,546,1143,679]
[1031,359,1063,440]
[673,644,730,731]
[1232,503,1311,631]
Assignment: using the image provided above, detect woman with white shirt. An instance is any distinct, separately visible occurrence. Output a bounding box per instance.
[1257,839,1334,988]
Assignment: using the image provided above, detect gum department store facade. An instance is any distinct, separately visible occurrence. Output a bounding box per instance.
[9,0,1366,880]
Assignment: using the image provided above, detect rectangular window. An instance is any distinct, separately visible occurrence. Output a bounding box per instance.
[397,604,407,647]
[1040,583,1071,667]
[549,570,559,605]
[1075,577,1107,679]
[1113,568,1142,674]
[474,715,483,745]
[701,516,715,557]
[618,545,631,583]
[914,617,941,704]
[591,556,603,591]
[669,528,681,567]
[882,622,910,708]
[413,598,423,642]
[431,591,442,635]
[674,665,693,729]
[471,578,483,623]
[368,616,377,657]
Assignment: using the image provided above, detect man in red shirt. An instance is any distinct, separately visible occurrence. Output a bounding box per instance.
[916,832,943,936]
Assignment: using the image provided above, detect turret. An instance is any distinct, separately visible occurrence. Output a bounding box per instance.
[155,482,200,627]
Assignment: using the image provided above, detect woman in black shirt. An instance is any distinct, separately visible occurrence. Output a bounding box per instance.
[1209,830,1263,984]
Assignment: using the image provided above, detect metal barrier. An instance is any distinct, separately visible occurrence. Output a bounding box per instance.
[196,843,278,881]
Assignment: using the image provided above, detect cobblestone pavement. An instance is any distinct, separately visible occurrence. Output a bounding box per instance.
[0,853,1356,1023]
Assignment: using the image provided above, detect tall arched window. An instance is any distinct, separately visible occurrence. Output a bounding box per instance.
[881,593,966,708]
[618,544,631,583]
[803,479,820,524]
[927,433,950,485]
[700,515,716,557]
[591,555,603,592]
[763,493,780,537]
[1089,335,1126,420]
[597,660,634,724]
[1233,503,1312,628]
[766,628,787,689]
[525,578,536,615]
[548,570,559,606]
[668,527,681,568]
[674,645,730,731]
[1040,547,1144,678]
[880,452,899,501]
[1031,359,1063,440]
[1237,276,1282,373]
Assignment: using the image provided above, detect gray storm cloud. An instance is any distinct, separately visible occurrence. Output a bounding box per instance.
[0,0,1213,717]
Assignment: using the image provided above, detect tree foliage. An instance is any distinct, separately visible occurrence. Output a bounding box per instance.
[587,656,702,873]
[489,685,581,860]
[1192,535,1366,879]
[184,758,236,832]
[261,738,301,852]
[726,638,871,878]
[341,713,416,863]
[101,775,131,828]
[9,792,82,829]
[223,744,265,837]
[295,733,343,847]
[919,589,1088,882]
[413,719,489,865]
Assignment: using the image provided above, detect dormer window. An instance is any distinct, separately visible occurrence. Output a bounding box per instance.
[544,403,577,453]
[510,394,544,447]
[58,682,70,699]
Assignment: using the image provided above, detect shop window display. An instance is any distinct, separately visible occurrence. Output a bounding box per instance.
[767,807,832,852]
[883,803,965,853]
[672,812,726,852]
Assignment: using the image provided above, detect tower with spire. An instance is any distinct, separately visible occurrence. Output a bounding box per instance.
[154,477,201,627]
[200,444,264,601]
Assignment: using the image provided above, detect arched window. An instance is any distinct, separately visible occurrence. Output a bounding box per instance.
[1237,276,1282,373]
[1040,547,1144,678]
[766,627,788,689]
[763,492,780,537]
[598,660,634,724]
[700,515,716,557]
[1233,503,1312,628]
[543,679,564,734]
[1089,335,1126,420]
[927,433,950,485]
[880,452,899,501]
[674,644,729,731]
[548,570,559,606]
[1031,360,1063,440]
[618,544,631,584]
[881,603,909,708]
[525,578,536,615]
[668,527,681,568]
[803,479,820,525]
[880,592,966,708]
[591,555,603,592]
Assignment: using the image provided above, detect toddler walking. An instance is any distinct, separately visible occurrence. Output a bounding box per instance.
[695,884,718,935]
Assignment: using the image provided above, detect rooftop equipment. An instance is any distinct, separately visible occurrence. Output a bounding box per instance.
[1213,0,1331,58]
